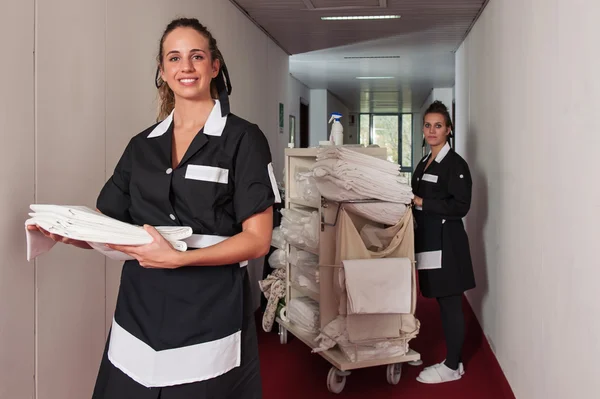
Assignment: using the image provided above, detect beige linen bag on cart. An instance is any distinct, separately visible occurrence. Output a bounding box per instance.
[333,207,420,343]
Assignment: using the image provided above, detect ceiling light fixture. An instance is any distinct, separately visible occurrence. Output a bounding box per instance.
[356,76,395,80]
[321,15,400,21]
[344,56,400,59]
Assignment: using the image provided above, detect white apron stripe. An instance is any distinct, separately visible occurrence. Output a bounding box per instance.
[108,318,241,388]
[416,250,442,270]
[184,234,230,248]
[184,234,248,267]
[267,162,282,203]
[185,165,229,184]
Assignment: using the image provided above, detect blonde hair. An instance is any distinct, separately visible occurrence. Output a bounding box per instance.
[155,18,225,121]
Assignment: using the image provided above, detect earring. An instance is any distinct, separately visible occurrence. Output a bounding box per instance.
[154,67,163,88]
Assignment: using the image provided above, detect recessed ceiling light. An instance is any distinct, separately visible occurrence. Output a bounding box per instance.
[344,56,400,59]
[356,76,395,80]
[321,15,401,21]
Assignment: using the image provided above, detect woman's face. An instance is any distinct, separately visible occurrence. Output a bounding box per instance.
[423,113,450,147]
[160,27,219,102]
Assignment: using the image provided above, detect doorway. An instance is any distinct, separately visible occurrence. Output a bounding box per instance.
[299,99,309,148]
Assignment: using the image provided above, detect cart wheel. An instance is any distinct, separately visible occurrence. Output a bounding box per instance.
[408,359,423,366]
[386,363,402,385]
[327,367,346,394]
[278,324,288,345]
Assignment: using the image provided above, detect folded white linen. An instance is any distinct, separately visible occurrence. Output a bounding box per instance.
[316,147,401,175]
[313,177,367,202]
[293,270,319,294]
[344,202,407,226]
[293,262,319,280]
[25,215,191,246]
[287,249,318,268]
[348,181,412,203]
[25,204,193,261]
[313,159,408,191]
[287,297,320,333]
[29,205,192,240]
[311,157,413,204]
[342,258,412,315]
[313,174,412,204]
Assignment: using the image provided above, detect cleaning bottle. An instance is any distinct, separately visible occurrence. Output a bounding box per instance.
[328,112,344,146]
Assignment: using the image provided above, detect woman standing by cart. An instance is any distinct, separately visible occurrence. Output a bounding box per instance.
[411,100,476,384]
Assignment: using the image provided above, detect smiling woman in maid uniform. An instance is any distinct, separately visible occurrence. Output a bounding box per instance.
[411,100,476,385]
[29,17,279,399]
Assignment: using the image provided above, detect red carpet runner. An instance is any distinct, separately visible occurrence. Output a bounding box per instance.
[257,296,515,398]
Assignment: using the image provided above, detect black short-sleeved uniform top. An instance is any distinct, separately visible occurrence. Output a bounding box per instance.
[411,142,476,298]
[96,100,279,388]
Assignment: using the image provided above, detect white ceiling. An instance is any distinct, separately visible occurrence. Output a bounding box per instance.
[231,0,487,112]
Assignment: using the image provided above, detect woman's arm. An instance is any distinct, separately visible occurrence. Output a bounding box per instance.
[179,206,273,267]
[107,206,273,269]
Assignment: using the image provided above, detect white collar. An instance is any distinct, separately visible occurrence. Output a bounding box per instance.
[147,100,228,138]
[422,142,451,164]
[435,142,451,162]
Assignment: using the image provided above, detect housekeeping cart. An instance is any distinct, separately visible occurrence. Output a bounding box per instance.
[276,147,421,394]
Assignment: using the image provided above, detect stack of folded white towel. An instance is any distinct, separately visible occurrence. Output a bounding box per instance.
[287,296,320,334]
[310,147,413,225]
[289,249,319,295]
[25,204,193,261]
[279,208,319,252]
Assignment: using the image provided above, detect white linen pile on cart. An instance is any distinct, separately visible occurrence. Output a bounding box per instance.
[270,226,286,251]
[268,210,321,332]
[313,315,409,362]
[279,208,319,252]
[294,171,320,204]
[289,249,319,296]
[267,248,287,269]
[310,147,413,225]
[25,204,193,261]
[287,296,320,334]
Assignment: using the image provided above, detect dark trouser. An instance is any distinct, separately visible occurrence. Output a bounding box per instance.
[436,295,465,371]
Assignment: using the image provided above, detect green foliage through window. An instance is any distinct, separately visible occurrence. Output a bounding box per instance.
[358,113,413,174]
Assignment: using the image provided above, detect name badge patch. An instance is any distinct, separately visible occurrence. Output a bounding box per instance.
[422,173,438,183]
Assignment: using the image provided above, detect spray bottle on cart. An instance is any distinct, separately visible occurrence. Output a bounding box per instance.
[328,112,344,146]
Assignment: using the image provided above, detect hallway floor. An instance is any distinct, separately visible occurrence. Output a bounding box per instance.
[258,296,515,398]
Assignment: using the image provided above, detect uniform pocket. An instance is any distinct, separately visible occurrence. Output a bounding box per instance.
[182,164,233,229]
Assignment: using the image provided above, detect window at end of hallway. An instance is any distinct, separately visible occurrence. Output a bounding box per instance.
[358,113,413,183]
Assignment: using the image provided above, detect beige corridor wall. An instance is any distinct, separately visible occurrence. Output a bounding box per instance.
[0,3,35,399]
[455,0,600,397]
[0,1,289,398]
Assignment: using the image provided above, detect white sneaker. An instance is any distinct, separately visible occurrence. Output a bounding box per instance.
[417,362,463,384]
[423,360,465,375]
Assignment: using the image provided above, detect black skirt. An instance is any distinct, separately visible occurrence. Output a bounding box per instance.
[92,269,262,399]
